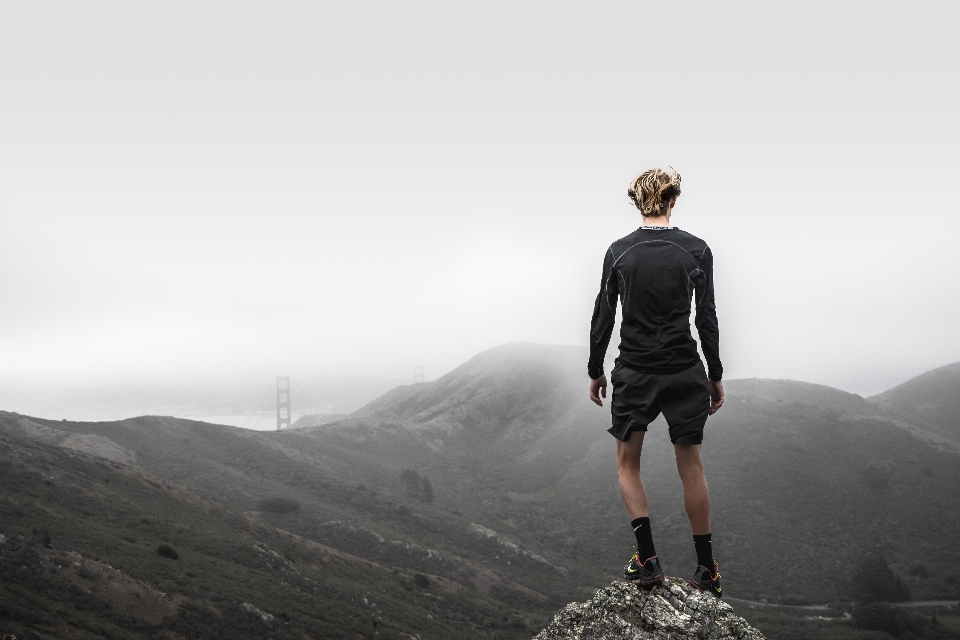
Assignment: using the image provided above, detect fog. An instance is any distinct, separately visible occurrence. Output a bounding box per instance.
[2,1,958,420]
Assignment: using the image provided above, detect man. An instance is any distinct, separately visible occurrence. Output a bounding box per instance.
[588,167,725,597]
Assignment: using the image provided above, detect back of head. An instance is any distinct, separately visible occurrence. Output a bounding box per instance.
[628,167,682,217]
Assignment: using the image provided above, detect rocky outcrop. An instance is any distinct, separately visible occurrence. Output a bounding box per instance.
[534,577,765,640]
[240,602,275,623]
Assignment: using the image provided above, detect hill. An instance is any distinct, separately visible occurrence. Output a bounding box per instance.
[300,345,960,605]
[1,429,448,639]
[0,411,563,639]
[869,361,960,444]
[351,343,601,492]
[3,344,960,639]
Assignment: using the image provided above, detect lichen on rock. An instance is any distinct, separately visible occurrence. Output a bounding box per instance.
[534,577,765,640]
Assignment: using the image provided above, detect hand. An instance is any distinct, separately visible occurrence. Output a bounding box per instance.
[708,379,724,415]
[589,375,607,407]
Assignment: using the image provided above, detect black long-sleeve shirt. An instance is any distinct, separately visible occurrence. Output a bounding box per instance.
[588,226,722,381]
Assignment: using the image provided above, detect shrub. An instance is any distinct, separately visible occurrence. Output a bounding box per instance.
[420,477,434,504]
[508,617,526,630]
[400,469,421,497]
[157,544,179,560]
[907,563,931,578]
[851,556,910,602]
[854,603,914,638]
[257,497,300,514]
[399,469,435,503]
[413,574,430,589]
[77,563,98,580]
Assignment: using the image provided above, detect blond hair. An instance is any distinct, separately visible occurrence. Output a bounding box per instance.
[627,167,682,217]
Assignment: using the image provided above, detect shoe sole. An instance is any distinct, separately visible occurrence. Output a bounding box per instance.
[625,573,665,587]
[686,579,722,598]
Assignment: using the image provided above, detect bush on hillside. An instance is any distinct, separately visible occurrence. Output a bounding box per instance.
[420,477,434,504]
[854,604,911,637]
[156,544,179,560]
[400,469,421,496]
[854,603,954,639]
[77,563,98,581]
[258,497,301,514]
[851,555,910,602]
[399,469,434,503]
[907,563,931,578]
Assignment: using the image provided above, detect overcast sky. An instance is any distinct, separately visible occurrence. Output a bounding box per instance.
[2,1,958,400]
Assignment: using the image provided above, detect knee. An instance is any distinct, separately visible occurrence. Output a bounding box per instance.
[678,468,707,489]
[675,446,704,474]
[617,456,640,475]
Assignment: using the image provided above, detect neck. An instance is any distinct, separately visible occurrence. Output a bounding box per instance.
[642,214,671,227]
[642,204,674,227]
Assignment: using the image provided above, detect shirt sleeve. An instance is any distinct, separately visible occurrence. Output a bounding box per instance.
[694,246,723,381]
[587,247,618,379]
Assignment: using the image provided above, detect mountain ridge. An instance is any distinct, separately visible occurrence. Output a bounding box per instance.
[3,343,960,639]
[319,343,960,604]
[869,361,960,444]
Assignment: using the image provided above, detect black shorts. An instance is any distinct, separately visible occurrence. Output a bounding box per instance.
[609,360,710,445]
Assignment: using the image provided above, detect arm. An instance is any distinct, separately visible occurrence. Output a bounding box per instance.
[588,248,618,405]
[694,248,724,414]
[708,379,724,415]
[589,375,607,407]
[694,245,723,383]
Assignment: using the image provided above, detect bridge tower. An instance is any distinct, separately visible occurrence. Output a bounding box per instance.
[414,366,424,383]
[276,376,291,430]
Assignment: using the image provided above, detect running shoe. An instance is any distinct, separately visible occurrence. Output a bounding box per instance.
[688,561,722,598]
[623,549,665,587]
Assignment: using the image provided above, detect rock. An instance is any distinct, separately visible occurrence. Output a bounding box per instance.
[240,602,275,623]
[534,577,765,640]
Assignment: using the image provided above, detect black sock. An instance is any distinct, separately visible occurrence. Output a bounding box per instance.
[631,517,656,562]
[693,533,713,571]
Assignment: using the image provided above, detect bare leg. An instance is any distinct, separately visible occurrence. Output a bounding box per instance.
[616,431,648,520]
[674,443,711,535]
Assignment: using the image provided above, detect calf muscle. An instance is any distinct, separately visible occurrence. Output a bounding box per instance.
[675,444,711,535]
[616,433,648,520]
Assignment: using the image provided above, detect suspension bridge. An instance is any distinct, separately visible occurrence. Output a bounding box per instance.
[239,367,425,430]
[239,376,330,431]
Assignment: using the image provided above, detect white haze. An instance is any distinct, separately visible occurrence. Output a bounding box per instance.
[1,1,958,416]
